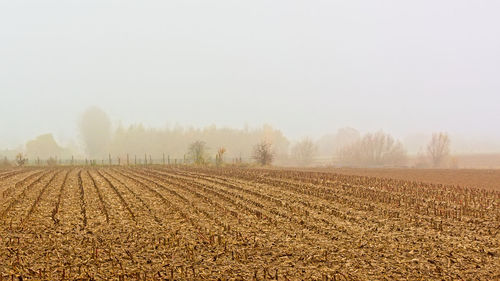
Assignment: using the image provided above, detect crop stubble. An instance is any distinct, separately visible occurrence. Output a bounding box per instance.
[0,166,498,280]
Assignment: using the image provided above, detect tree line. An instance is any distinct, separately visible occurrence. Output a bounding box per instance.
[1,107,453,168]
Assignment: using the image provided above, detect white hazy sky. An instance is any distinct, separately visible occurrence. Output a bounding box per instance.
[1,0,499,152]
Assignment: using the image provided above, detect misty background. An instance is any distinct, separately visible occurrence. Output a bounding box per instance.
[1,1,499,164]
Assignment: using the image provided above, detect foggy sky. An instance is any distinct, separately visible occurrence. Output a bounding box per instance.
[1,0,499,152]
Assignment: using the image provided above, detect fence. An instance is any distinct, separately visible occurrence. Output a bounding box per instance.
[1,154,343,168]
[0,154,259,167]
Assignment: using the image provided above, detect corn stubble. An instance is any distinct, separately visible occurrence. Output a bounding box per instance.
[0,166,498,280]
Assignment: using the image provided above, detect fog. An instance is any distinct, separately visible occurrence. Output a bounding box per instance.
[1,1,499,160]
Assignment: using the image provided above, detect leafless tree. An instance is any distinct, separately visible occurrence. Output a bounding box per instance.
[188,140,207,165]
[339,131,407,167]
[317,127,360,157]
[291,138,317,166]
[107,123,288,161]
[16,153,26,167]
[427,132,450,167]
[215,147,226,167]
[252,141,274,166]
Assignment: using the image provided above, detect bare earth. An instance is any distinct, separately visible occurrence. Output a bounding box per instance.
[314,168,500,191]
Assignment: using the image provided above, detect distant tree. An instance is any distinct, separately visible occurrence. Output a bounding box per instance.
[339,131,407,167]
[291,138,317,166]
[335,127,360,149]
[26,133,64,160]
[260,124,289,164]
[317,127,360,158]
[79,106,112,158]
[414,151,429,168]
[188,141,207,165]
[16,153,27,167]
[252,141,274,166]
[47,157,58,166]
[427,132,450,168]
[105,122,290,162]
[215,147,226,167]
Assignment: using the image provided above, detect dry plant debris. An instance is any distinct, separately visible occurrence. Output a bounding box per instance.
[0,166,498,280]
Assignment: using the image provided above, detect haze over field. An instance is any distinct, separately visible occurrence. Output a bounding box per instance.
[1,0,499,155]
[2,3,500,280]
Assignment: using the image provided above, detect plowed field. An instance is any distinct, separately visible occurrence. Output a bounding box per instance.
[0,167,498,280]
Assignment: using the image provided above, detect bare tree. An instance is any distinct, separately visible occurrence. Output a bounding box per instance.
[339,131,407,167]
[317,127,360,157]
[188,141,207,165]
[215,147,226,167]
[252,141,274,166]
[16,153,26,167]
[427,132,450,167]
[291,138,317,166]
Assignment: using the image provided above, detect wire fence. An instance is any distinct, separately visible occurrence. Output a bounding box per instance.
[1,155,341,167]
[0,154,260,167]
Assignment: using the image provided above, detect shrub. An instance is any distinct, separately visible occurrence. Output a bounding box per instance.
[252,141,274,166]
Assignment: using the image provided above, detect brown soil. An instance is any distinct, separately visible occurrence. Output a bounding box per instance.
[314,168,500,191]
[0,166,498,280]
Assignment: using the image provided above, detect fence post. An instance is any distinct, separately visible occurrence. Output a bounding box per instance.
[127,154,129,166]
[162,153,165,165]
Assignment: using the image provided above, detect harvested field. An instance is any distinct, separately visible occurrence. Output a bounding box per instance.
[0,166,499,280]
[310,168,500,191]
